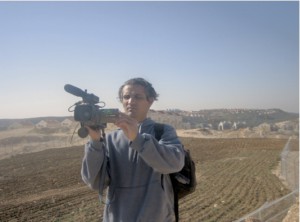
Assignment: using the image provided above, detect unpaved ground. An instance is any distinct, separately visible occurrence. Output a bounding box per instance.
[1,124,295,160]
[0,124,119,160]
[282,197,299,222]
[0,137,298,222]
[176,128,297,139]
[0,125,298,221]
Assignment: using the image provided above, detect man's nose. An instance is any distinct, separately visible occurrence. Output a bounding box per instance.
[128,97,136,103]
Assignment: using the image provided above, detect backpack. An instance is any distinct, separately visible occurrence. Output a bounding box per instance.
[154,123,197,222]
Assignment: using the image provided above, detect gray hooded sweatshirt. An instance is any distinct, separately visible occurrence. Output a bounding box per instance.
[81,118,185,222]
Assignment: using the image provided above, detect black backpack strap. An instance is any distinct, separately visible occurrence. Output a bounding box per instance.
[154,123,179,222]
[171,175,179,222]
[154,123,164,141]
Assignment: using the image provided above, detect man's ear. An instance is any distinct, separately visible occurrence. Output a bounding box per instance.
[148,97,154,106]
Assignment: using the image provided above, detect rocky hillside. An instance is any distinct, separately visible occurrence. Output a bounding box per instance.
[178,108,299,128]
[0,109,298,160]
[148,109,298,135]
[0,109,298,130]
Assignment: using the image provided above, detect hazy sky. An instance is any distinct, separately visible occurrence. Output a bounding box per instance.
[0,1,299,119]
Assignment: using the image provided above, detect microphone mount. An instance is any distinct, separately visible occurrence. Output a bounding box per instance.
[64,84,99,104]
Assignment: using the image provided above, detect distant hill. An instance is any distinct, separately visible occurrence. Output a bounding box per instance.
[0,116,73,131]
[0,109,298,131]
[170,108,299,129]
[0,109,298,160]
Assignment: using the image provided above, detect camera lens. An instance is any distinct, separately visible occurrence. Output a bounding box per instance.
[78,127,89,138]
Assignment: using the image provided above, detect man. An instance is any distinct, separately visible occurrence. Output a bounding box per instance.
[81,77,185,222]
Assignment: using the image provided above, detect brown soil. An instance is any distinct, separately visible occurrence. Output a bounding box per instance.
[1,137,297,222]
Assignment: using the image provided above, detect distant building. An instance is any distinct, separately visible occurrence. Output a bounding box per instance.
[36,120,48,128]
[218,122,224,131]
[35,120,60,129]
[232,122,237,130]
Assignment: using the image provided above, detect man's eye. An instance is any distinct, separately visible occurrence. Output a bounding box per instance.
[122,95,146,100]
[123,95,131,100]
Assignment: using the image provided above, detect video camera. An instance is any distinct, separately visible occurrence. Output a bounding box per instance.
[64,84,119,138]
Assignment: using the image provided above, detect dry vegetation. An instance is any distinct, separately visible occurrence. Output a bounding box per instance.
[0,135,297,222]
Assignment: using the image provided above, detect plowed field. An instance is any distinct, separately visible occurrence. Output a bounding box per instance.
[0,138,293,222]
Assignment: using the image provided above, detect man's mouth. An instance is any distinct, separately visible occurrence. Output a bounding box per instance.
[126,106,136,112]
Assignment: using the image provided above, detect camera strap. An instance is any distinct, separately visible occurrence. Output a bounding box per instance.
[98,136,109,205]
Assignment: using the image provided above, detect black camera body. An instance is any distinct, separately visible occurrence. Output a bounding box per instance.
[74,105,119,125]
[64,84,119,138]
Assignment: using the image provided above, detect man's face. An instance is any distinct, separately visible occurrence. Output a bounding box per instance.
[121,84,153,122]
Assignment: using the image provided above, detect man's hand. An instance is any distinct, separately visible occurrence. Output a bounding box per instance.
[115,112,139,141]
[86,126,102,141]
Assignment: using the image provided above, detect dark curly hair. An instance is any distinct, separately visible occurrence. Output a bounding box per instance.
[118,77,159,102]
